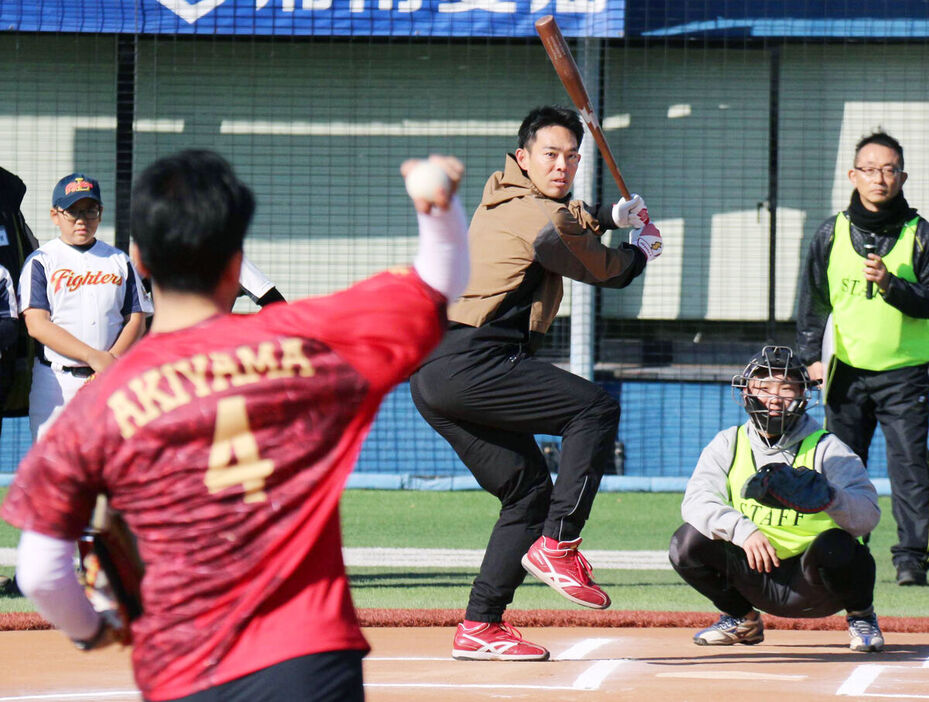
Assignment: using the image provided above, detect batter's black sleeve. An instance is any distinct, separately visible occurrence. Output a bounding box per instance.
[255,287,286,307]
[239,285,286,307]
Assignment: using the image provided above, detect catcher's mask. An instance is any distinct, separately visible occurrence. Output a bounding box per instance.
[732,345,818,442]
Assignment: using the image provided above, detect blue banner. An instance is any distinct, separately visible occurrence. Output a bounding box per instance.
[0,0,624,37]
[626,0,929,38]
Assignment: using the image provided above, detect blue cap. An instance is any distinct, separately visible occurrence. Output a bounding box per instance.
[52,173,102,209]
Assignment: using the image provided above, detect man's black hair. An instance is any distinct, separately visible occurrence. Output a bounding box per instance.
[517,106,584,150]
[855,131,904,169]
[131,149,255,295]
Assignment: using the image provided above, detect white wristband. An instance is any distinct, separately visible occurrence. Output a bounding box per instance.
[413,195,470,301]
[17,530,100,641]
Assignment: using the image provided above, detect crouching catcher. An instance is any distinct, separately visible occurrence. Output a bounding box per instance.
[669,345,884,652]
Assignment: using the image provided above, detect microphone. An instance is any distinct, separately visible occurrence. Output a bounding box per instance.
[864,234,877,299]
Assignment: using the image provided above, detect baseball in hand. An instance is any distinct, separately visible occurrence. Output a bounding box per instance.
[404,160,452,203]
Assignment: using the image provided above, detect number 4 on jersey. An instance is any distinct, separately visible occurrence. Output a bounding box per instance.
[205,396,275,503]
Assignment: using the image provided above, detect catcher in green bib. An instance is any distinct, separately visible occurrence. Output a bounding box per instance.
[669,346,884,652]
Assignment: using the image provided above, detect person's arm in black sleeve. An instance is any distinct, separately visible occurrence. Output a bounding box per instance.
[0,270,19,352]
[0,317,17,352]
[598,202,622,231]
[253,287,286,307]
[879,218,929,319]
[796,218,835,365]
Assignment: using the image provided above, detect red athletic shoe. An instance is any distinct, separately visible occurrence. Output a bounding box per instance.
[451,621,550,661]
[521,536,611,609]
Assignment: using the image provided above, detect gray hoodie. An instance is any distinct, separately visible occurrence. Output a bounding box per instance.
[681,414,880,549]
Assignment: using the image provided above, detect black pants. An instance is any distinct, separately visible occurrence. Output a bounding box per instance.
[410,345,620,622]
[826,360,929,570]
[156,650,366,702]
[669,524,876,618]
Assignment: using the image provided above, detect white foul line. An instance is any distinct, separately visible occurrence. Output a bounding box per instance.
[0,547,16,566]
[557,638,615,660]
[341,547,671,570]
[0,547,672,570]
[573,660,626,690]
[837,664,885,696]
[836,664,929,698]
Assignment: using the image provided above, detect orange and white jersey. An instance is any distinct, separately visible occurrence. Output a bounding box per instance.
[18,237,152,366]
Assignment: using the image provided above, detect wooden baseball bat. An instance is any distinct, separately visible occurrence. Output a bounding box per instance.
[534,15,631,200]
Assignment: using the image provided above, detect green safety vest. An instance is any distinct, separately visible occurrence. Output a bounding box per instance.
[827,213,929,370]
[728,424,837,559]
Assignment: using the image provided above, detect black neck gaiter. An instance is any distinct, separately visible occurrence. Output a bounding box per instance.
[847,190,916,234]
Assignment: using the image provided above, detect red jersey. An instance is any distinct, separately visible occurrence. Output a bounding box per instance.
[2,267,445,700]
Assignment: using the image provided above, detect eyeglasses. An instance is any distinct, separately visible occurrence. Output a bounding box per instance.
[56,205,101,222]
[854,166,902,179]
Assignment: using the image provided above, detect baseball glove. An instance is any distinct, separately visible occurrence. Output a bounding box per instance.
[77,495,144,645]
[741,462,835,514]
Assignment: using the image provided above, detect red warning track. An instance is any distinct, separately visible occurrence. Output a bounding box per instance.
[3,609,929,632]
[355,608,929,632]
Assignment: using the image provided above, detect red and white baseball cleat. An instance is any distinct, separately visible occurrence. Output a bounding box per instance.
[521,536,611,609]
[451,621,550,661]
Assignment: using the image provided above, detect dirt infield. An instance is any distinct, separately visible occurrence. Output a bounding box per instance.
[362,627,929,701]
[1,625,928,701]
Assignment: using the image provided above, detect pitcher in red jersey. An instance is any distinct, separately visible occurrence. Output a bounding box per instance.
[2,149,469,702]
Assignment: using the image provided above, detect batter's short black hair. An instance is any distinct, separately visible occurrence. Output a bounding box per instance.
[517,105,584,150]
[855,131,904,169]
[131,149,255,295]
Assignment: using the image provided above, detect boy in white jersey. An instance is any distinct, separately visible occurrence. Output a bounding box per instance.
[19,172,151,440]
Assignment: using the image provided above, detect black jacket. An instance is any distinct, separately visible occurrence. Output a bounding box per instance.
[0,167,38,416]
[796,209,929,366]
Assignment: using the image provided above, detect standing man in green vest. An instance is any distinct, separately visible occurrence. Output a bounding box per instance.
[669,346,883,651]
[796,131,929,587]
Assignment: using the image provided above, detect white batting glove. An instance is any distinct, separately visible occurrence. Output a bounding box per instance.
[611,194,649,229]
[630,222,662,262]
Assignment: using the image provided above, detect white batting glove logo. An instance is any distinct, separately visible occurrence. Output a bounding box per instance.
[612,194,649,229]
[630,222,662,262]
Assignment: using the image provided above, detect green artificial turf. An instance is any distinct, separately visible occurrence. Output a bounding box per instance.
[0,515,20,549]
[0,488,924,617]
[342,489,700,612]
[340,490,927,617]
[340,490,683,551]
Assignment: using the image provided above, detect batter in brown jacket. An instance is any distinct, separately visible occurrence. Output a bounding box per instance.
[410,105,663,661]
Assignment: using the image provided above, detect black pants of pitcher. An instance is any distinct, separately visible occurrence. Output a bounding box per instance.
[669,524,876,618]
[159,650,366,702]
[410,344,620,622]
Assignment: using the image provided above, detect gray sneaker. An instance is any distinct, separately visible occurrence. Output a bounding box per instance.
[848,613,884,652]
[896,564,927,586]
[694,613,764,646]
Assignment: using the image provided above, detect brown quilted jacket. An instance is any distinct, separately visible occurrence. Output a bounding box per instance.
[444,153,645,351]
